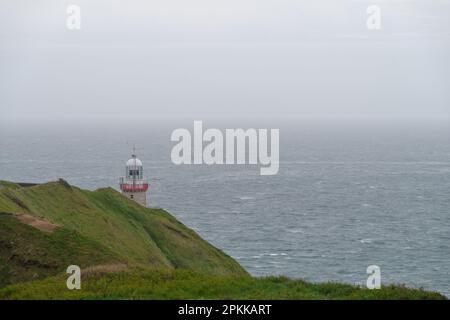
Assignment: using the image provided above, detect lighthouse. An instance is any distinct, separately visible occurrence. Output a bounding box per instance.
[119,153,149,207]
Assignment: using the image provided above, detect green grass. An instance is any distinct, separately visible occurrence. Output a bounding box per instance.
[0,180,247,287]
[0,181,21,190]
[0,212,117,287]
[0,268,445,300]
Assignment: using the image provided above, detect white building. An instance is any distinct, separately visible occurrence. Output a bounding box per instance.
[119,153,149,207]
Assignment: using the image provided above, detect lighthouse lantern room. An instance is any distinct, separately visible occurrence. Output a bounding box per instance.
[119,153,149,207]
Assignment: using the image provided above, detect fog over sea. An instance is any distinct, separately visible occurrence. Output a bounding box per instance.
[1,123,449,296]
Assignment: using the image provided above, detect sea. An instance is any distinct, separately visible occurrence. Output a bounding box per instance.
[1,122,449,296]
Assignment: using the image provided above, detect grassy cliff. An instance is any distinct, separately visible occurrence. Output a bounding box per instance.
[0,180,446,300]
[0,179,246,287]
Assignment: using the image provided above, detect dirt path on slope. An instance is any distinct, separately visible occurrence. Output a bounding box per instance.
[13,213,59,232]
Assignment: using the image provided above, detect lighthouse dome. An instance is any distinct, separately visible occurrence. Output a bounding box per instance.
[126,157,142,167]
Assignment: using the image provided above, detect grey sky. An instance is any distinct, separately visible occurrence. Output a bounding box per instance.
[1,0,449,126]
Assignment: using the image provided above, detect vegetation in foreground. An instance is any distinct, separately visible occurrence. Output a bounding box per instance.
[0,268,446,300]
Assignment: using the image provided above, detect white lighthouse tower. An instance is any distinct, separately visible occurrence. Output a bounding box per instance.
[119,152,149,207]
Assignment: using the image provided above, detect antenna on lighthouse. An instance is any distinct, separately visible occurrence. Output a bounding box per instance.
[126,141,140,158]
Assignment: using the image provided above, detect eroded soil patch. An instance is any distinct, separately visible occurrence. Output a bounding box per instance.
[13,213,59,233]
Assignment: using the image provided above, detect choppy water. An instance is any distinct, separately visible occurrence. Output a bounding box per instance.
[0,124,449,296]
